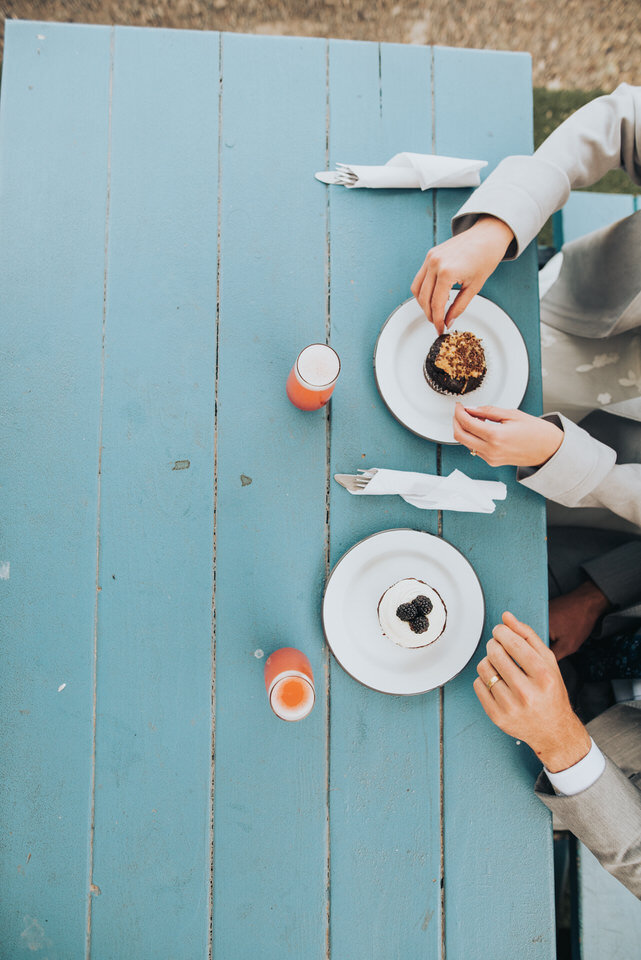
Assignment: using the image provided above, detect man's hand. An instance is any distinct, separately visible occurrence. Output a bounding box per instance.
[474,611,592,773]
[453,404,564,467]
[411,216,514,334]
[549,580,610,662]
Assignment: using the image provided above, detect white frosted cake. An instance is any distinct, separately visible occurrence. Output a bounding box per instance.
[377,578,447,649]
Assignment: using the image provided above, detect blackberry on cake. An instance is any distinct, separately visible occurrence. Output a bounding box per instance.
[424,330,486,396]
[413,595,433,616]
[396,601,418,622]
[377,578,447,649]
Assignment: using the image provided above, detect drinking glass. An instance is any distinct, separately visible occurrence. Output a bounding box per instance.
[286,343,340,411]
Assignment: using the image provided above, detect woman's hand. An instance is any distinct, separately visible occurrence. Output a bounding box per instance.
[411,216,514,334]
[474,612,592,773]
[452,404,564,468]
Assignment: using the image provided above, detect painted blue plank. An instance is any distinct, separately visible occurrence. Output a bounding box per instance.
[328,40,443,960]
[433,47,555,958]
[213,33,329,960]
[0,20,111,958]
[562,191,636,245]
[88,27,219,957]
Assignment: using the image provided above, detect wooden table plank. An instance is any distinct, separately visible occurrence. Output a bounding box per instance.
[0,20,111,957]
[327,39,443,960]
[88,26,218,956]
[433,47,555,958]
[213,33,330,960]
[0,24,557,956]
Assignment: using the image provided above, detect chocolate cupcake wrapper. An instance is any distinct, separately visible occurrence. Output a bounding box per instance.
[423,365,484,397]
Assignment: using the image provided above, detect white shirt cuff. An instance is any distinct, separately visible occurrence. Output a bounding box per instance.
[544,738,606,797]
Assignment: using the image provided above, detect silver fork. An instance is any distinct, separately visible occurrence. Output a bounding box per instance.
[335,163,359,186]
[334,470,376,493]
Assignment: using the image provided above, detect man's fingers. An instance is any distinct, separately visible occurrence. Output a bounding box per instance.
[477,656,515,703]
[491,623,546,677]
[473,676,502,722]
[483,638,530,697]
[550,638,570,663]
[444,284,478,328]
[502,611,551,655]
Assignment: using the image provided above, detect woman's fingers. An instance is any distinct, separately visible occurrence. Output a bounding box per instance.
[430,272,455,336]
[452,418,490,458]
[463,404,513,423]
[454,404,498,442]
[410,259,428,297]
[444,283,478,329]
[412,263,437,327]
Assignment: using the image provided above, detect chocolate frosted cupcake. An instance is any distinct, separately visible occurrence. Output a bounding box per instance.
[424,331,486,396]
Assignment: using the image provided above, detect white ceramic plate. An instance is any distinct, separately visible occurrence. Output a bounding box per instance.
[374,294,529,443]
[322,529,484,695]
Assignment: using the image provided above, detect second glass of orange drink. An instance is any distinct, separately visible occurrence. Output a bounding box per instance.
[264,647,315,721]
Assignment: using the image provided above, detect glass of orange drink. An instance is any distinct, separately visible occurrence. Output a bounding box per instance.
[286,343,340,411]
[264,647,315,721]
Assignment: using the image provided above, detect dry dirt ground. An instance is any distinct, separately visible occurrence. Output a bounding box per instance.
[0,0,639,89]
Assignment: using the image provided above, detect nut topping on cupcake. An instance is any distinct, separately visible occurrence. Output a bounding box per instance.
[424,331,486,396]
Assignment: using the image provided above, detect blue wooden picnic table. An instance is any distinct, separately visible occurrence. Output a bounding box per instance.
[0,20,554,959]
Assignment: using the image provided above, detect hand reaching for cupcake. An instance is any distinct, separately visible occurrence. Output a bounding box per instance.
[453,404,564,467]
[411,215,515,335]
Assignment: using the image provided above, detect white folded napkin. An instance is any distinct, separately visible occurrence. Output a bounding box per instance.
[315,152,487,190]
[338,468,506,513]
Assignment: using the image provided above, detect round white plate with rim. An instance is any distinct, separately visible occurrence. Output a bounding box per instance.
[373,293,529,443]
[322,529,484,695]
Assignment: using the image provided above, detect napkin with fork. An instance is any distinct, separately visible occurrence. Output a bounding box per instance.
[315,152,487,190]
[334,468,506,513]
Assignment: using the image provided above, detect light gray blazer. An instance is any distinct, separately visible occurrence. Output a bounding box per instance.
[452,83,641,536]
[453,83,641,341]
[451,85,641,897]
[536,703,641,899]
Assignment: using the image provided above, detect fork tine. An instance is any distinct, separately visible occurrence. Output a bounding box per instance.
[334,473,370,493]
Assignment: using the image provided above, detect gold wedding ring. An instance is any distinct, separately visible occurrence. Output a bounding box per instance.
[486,674,501,691]
[470,450,477,456]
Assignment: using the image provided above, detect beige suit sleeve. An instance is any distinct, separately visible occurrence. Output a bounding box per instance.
[452,83,641,258]
[535,757,641,899]
[517,414,641,529]
[535,703,641,899]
